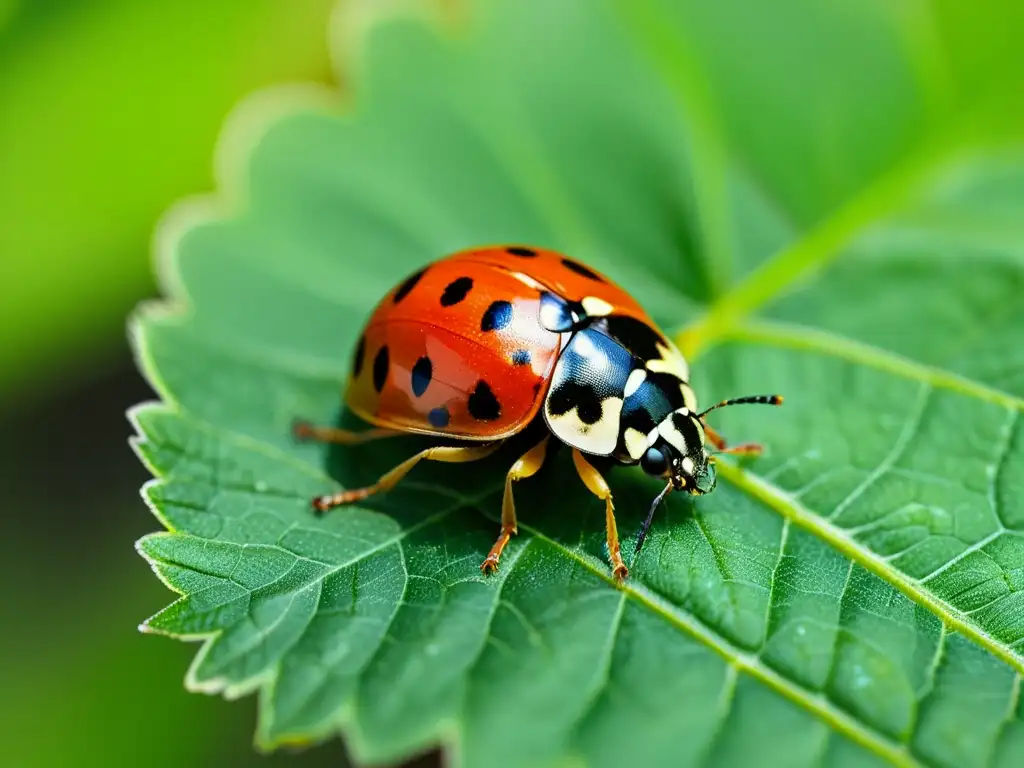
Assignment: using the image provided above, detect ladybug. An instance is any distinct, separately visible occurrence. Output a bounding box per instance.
[295,246,782,580]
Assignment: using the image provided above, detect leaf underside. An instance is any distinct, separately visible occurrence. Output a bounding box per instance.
[132,1,1024,766]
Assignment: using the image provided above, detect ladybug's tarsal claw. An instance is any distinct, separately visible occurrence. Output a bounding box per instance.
[480,557,500,575]
[613,564,629,582]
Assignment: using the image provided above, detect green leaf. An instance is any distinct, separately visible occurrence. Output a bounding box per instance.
[132,0,1024,766]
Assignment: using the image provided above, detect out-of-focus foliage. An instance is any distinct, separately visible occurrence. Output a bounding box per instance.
[0,2,338,766]
[0,0,333,397]
[132,0,1024,766]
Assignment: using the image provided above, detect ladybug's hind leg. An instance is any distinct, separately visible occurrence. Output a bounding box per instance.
[702,423,763,458]
[481,436,550,575]
[571,449,628,582]
[310,442,502,513]
[293,420,401,445]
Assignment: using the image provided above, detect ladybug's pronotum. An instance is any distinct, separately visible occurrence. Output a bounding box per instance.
[295,246,782,580]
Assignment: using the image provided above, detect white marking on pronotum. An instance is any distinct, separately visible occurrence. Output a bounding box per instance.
[681,457,695,475]
[581,295,614,317]
[646,341,690,381]
[546,397,624,456]
[623,427,649,460]
[623,368,647,398]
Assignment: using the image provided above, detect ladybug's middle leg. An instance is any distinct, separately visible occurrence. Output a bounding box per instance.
[702,423,763,458]
[481,436,550,575]
[310,442,502,513]
[572,449,628,581]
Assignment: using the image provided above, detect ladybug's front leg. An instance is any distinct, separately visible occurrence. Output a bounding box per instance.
[702,423,763,458]
[481,437,550,575]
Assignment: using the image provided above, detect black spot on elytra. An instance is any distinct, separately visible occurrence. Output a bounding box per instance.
[372,346,389,393]
[393,267,427,303]
[352,335,366,376]
[507,246,538,257]
[411,356,432,397]
[428,406,450,428]
[481,300,513,332]
[511,349,531,366]
[547,380,604,425]
[468,380,501,421]
[600,315,666,363]
[440,276,473,306]
[561,258,605,282]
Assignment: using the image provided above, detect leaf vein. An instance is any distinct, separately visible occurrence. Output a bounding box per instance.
[716,464,1024,675]
[715,319,1024,411]
[826,381,932,523]
[694,662,740,768]
[519,524,919,767]
[759,517,791,652]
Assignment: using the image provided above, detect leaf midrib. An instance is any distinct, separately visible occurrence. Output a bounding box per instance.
[670,302,1024,680]
[680,138,973,358]
[721,319,1024,410]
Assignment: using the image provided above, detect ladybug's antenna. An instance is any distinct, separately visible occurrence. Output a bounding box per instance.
[697,394,783,420]
[632,481,674,567]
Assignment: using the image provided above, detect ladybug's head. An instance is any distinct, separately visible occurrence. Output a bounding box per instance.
[632,394,784,565]
[637,417,716,496]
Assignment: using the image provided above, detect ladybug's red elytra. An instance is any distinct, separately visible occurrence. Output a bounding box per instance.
[294,246,782,580]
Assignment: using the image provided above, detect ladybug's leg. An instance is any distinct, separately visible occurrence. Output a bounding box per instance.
[293,420,401,444]
[311,442,502,513]
[702,423,763,458]
[481,436,550,575]
[571,449,628,582]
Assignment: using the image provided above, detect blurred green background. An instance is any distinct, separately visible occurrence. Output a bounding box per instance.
[2,0,1022,765]
[0,1,350,765]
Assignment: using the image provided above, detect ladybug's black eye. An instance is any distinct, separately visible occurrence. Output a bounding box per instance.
[640,446,668,476]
